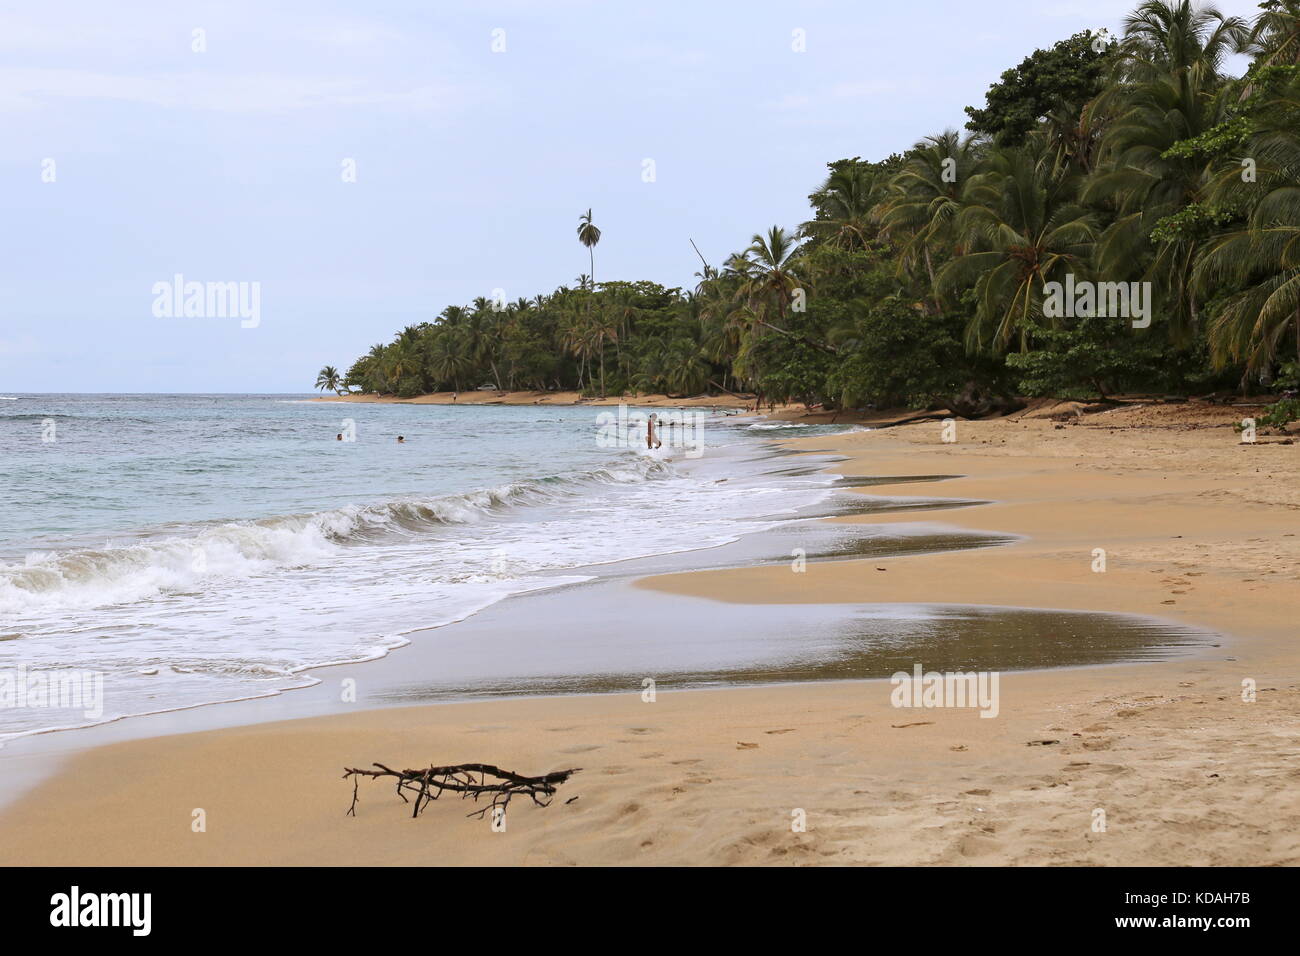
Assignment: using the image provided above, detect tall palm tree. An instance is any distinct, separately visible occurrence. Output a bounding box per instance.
[577,210,601,287]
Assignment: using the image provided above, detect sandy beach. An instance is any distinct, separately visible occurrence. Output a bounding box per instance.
[2,402,1297,866]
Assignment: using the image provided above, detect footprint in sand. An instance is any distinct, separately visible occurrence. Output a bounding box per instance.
[957,835,1000,858]
[737,741,759,749]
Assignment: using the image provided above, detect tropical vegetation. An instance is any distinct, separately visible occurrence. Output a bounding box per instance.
[321,2,1300,420]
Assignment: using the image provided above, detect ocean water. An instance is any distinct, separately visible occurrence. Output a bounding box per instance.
[0,394,845,740]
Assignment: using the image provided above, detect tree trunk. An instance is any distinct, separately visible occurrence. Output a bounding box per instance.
[925,247,939,313]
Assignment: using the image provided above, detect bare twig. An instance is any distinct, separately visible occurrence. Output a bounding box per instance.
[343,762,580,819]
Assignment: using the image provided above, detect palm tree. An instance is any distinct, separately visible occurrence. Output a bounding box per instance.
[561,312,603,393]
[736,226,805,334]
[1246,0,1300,67]
[577,210,601,287]
[938,145,1097,352]
[592,312,618,398]
[1194,70,1300,375]
[386,341,423,393]
[1115,0,1249,86]
[1081,1,1249,339]
[426,331,471,392]
[314,365,342,394]
[801,165,887,250]
[877,130,984,295]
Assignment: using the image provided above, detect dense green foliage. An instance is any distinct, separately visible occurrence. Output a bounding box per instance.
[323,2,1300,415]
[964,30,1115,147]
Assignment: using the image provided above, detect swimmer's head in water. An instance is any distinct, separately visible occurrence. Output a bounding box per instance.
[397,436,405,442]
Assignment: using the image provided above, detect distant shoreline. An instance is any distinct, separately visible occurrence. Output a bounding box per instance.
[308,389,756,408]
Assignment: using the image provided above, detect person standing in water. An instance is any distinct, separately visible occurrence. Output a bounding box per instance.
[646,414,662,450]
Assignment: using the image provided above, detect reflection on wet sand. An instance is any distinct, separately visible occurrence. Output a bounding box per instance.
[374,592,1214,704]
[348,468,1213,706]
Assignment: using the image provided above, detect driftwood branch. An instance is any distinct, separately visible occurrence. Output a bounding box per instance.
[342,762,580,819]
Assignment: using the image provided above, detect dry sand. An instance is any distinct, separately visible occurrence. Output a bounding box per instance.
[2,403,1297,866]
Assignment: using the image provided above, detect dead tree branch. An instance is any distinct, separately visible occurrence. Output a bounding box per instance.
[342,762,580,820]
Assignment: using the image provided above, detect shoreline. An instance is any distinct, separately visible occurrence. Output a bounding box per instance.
[1,405,1297,865]
[309,389,760,408]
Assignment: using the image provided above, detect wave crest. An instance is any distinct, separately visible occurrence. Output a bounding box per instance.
[0,454,668,613]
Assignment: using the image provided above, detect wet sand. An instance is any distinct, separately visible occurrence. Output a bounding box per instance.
[1,407,1297,865]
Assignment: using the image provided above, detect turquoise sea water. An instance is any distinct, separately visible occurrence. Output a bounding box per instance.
[0,394,843,739]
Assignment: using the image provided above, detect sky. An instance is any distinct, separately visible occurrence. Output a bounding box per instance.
[0,0,1266,392]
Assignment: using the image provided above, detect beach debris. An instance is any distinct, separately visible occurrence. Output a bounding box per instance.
[342,762,580,820]
[1025,739,1060,746]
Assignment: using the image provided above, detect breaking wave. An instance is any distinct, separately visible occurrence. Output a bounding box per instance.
[0,455,669,614]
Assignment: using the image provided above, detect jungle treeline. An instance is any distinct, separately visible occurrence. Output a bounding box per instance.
[319,2,1300,420]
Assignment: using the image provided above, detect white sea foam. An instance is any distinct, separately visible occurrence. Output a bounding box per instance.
[0,457,669,615]
[0,398,848,742]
